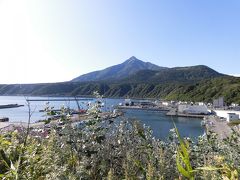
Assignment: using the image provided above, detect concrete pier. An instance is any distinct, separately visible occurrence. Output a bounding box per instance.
[166,109,205,118]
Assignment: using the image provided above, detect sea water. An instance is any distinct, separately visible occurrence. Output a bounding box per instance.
[0,96,203,139]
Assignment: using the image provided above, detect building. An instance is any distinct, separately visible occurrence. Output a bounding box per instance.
[226,113,239,122]
[198,102,205,106]
[214,110,240,120]
[178,104,209,115]
[213,97,224,108]
[162,101,170,106]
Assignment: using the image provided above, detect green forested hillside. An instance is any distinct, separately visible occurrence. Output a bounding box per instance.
[164,76,240,104]
[0,76,240,104]
[123,65,224,84]
[0,64,239,104]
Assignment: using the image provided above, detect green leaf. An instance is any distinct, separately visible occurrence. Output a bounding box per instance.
[174,123,194,179]
[176,152,191,178]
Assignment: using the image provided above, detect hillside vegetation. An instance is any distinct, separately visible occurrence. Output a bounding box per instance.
[0,76,240,104]
[123,65,223,84]
[165,76,240,104]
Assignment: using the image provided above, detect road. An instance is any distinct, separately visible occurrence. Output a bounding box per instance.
[205,116,232,139]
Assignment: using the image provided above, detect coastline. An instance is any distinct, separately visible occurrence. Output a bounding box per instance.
[0,111,123,131]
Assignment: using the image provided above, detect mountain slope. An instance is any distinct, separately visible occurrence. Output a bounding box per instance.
[123,65,225,84]
[0,62,238,104]
[72,56,167,82]
[164,76,240,104]
[1,76,239,104]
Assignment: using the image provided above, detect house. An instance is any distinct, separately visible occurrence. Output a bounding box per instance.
[226,113,239,122]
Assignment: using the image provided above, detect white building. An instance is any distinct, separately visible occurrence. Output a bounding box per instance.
[162,101,170,106]
[226,113,239,122]
[214,110,240,119]
[178,101,188,105]
[178,104,209,115]
[198,102,205,106]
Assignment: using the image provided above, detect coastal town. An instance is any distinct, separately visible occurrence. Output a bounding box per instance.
[118,97,240,139]
[1,96,240,140]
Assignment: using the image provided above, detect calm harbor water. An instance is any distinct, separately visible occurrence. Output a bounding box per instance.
[0,96,204,139]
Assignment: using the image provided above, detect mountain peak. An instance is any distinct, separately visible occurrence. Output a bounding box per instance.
[72,56,166,82]
[125,56,140,63]
[129,56,138,60]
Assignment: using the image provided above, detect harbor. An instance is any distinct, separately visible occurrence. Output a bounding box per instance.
[117,98,240,140]
[117,99,210,118]
[0,96,205,139]
[1,96,240,140]
[117,105,170,112]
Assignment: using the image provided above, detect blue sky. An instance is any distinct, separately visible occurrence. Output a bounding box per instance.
[0,0,239,83]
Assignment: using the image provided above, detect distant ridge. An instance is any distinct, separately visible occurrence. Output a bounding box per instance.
[71,56,167,82]
[122,65,224,84]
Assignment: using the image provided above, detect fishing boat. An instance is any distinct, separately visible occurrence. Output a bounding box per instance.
[0,117,9,122]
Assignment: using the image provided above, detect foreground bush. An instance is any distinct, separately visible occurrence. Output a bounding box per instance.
[0,115,239,179]
[0,92,239,179]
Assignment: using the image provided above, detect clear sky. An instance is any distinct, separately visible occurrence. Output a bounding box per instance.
[0,0,239,84]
